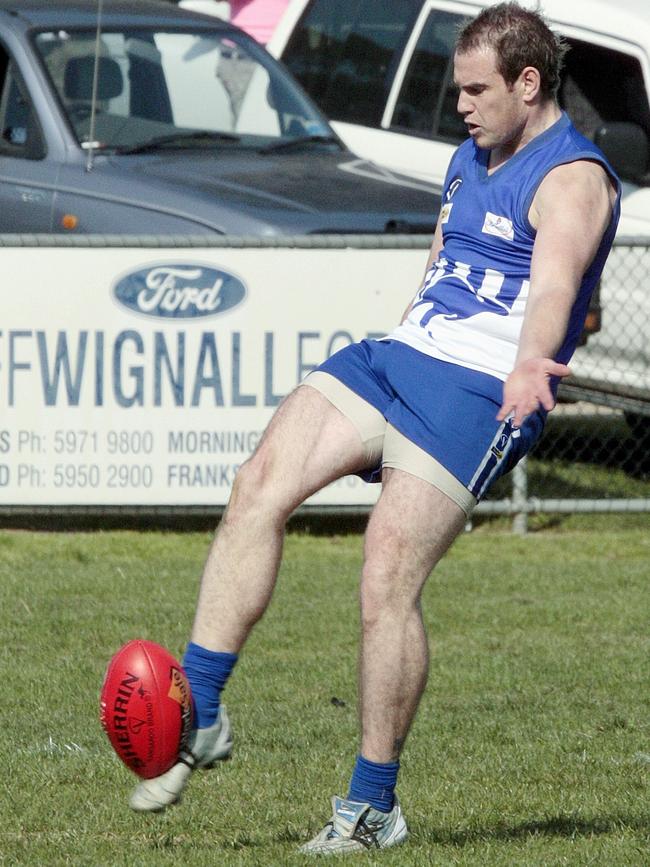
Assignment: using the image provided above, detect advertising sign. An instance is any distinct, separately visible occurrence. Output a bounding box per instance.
[0,243,427,508]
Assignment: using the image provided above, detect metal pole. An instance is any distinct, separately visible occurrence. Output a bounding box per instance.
[511,457,528,534]
[86,0,104,172]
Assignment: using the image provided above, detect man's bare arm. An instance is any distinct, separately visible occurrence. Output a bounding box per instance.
[497,159,615,427]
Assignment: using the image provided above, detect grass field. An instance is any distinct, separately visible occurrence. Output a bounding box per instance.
[1,522,649,865]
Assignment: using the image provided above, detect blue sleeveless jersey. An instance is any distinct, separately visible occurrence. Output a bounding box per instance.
[391,112,621,381]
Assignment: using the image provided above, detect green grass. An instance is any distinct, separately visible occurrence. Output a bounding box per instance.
[1,527,649,865]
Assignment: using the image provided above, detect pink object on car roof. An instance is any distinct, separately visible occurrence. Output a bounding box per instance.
[229,0,290,44]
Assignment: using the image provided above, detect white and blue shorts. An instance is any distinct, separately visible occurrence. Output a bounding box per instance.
[304,339,545,516]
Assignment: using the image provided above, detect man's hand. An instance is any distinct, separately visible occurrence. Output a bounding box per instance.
[497,358,570,428]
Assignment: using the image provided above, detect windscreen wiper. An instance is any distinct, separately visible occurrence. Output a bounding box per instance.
[116,130,241,154]
[259,134,342,154]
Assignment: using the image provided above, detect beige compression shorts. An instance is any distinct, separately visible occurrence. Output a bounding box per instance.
[303,370,477,516]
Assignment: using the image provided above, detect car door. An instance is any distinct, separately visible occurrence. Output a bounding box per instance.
[331,1,471,187]
[369,2,468,185]
[273,0,469,188]
[0,44,55,232]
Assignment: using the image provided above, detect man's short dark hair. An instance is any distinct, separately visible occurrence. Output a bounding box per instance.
[456,2,568,99]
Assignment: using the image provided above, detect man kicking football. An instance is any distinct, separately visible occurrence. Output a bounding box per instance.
[130,2,620,854]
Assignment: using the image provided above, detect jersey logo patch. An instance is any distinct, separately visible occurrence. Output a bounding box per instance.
[482,212,514,241]
[440,203,453,224]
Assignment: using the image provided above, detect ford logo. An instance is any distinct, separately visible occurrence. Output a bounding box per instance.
[112,263,246,319]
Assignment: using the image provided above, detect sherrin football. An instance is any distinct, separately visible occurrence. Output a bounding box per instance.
[100,639,193,779]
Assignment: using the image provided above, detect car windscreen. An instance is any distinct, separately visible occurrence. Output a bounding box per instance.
[33,27,333,151]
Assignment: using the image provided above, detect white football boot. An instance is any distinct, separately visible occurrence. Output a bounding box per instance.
[129,705,233,812]
[300,795,408,855]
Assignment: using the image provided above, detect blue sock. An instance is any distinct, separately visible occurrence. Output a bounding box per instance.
[182,642,238,729]
[348,754,399,813]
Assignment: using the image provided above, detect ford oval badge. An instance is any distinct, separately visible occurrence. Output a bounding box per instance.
[112,263,246,319]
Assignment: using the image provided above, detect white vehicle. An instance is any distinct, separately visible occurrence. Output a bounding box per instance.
[269,0,650,422]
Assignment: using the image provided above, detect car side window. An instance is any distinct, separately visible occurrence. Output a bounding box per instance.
[389,9,466,143]
[559,38,650,182]
[0,48,45,159]
[282,0,422,126]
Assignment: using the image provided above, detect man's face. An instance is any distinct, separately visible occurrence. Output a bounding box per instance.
[453,47,526,150]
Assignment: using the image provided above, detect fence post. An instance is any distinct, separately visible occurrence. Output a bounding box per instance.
[511,457,528,534]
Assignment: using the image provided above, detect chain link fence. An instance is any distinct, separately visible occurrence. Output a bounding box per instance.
[0,233,648,527]
[482,237,650,529]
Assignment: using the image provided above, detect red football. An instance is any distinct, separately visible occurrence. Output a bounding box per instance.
[100,639,193,779]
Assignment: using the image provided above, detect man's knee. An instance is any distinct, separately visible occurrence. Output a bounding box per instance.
[359,546,421,630]
[228,447,291,520]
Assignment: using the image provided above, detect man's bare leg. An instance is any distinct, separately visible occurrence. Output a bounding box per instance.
[299,470,466,853]
[191,383,371,652]
[359,468,467,763]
